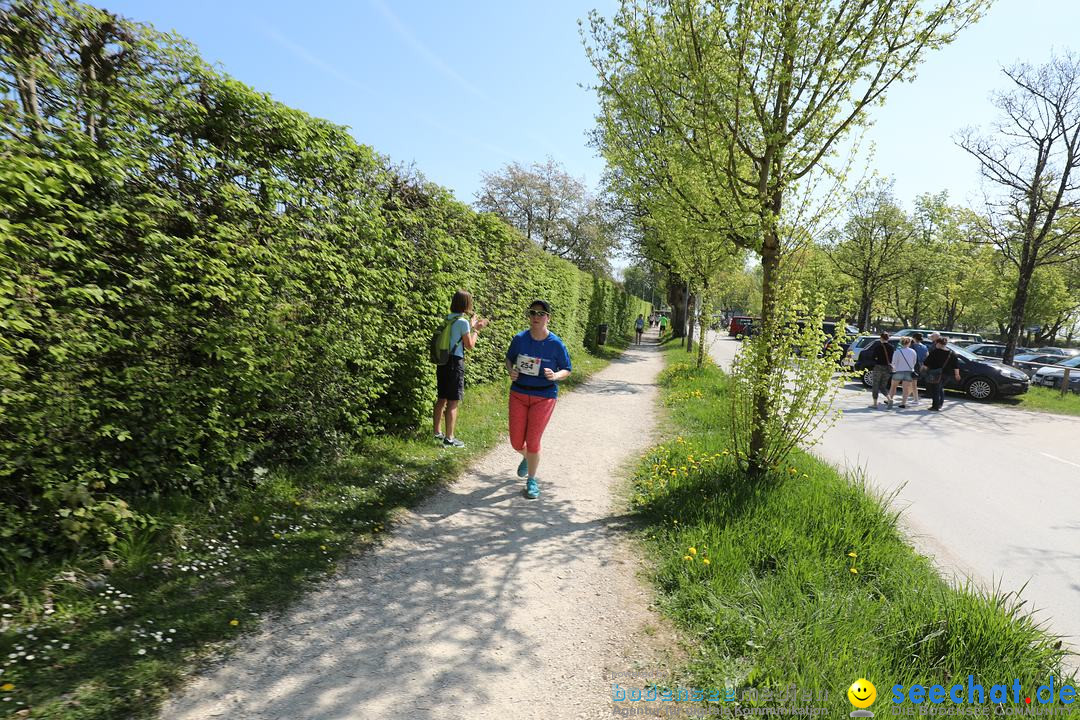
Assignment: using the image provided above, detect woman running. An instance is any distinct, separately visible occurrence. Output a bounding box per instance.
[506,299,572,498]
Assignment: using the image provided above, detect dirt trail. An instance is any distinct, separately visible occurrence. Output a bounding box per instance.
[161,333,673,720]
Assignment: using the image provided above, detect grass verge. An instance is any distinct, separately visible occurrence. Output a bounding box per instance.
[0,339,626,719]
[625,343,1075,717]
[1001,385,1080,417]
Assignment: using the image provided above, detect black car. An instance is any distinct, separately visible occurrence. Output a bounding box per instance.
[855,339,1029,400]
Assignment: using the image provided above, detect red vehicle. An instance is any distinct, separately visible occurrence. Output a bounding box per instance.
[729,315,756,335]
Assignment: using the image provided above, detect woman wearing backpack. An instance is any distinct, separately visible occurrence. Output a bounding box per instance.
[434,290,488,448]
[506,299,571,499]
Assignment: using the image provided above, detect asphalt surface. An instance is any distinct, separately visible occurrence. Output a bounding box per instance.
[707,333,1080,665]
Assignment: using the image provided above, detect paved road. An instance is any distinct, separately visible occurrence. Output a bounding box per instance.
[707,333,1080,663]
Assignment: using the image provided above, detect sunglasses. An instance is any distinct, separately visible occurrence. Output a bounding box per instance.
[527,309,549,318]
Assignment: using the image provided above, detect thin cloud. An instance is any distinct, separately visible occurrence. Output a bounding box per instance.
[262,26,368,93]
[369,0,489,101]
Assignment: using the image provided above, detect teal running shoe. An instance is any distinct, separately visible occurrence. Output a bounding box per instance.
[516,457,529,478]
[525,477,540,499]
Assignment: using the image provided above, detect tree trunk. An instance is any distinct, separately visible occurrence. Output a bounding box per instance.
[686,286,695,353]
[858,290,873,332]
[750,228,781,472]
[696,281,708,367]
[668,277,686,339]
[1003,261,1035,364]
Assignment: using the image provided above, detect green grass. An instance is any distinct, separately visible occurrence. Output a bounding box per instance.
[0,339,625,719]
[999,385,1080,416]
[625,343,1075,717]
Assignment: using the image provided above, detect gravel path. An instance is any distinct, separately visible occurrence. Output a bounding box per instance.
[161,333,673,720]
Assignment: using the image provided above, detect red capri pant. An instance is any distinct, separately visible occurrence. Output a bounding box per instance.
[509,391,557,454]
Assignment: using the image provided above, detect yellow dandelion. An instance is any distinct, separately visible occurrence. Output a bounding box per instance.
[320,545,327,551]
[722,450,729,456]
[293,501,301,506]
[229,619,239,626]
[0,682,14,692]
[682,555,693,561]
[849,567,858,575]
[702,558,710,566]
[273,533,281,539]
[253,515,260,522]
[789,468,797,475]
[688,547,697,555]
[848,552,858,558]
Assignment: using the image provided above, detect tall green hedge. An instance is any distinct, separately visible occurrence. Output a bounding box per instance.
[0,0,648,556]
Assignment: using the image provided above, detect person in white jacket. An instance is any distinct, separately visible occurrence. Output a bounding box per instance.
[886,336,918,409]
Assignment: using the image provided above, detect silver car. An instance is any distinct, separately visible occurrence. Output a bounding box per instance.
[1032,355,1080,390]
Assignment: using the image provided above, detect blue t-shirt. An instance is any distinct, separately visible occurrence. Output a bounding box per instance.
[913,341,929,366]
[506,330,572,398]
[446,314,470,359]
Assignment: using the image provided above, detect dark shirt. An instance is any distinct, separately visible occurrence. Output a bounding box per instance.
[867,340,894,367]
[924,347,958,372]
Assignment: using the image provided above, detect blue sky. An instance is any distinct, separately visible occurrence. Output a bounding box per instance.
[98,0,1080,218]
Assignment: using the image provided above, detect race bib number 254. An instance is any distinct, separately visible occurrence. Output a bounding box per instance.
[516,354,542,376]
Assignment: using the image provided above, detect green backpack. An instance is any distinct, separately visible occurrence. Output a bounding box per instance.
[429,314,466,365]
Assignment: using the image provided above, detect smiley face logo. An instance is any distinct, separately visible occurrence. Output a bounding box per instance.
[848,678,877,709]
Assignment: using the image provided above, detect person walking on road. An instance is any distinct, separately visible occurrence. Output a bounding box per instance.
[506,299,572,499]
[886,336,918,409]
[923,336,961,412]
[434,290,489,448]
[659,314,669,338]
[867,331,895,409]
[635,314,645,345]
[910,332,928,405]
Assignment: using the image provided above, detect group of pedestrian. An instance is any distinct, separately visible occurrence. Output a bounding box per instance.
[432,290,571,500]
[867,331,961,412]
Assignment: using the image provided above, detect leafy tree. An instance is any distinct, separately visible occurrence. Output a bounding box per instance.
[475,157,618,275]
[585,0,986,470]
[825,180,912,330]
[958,53,1080,363]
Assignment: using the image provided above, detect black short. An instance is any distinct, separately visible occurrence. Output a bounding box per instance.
[436,355,465,400]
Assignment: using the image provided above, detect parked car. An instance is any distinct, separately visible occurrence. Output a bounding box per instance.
[855,339,1029,400]
[1031,355,1080,392]
[892,328,985,344]
[843,335,878,368]
[729,315,756,336]
[965,343,1036,360]
[1034,347,1080,358]
[1011,354,1069,378]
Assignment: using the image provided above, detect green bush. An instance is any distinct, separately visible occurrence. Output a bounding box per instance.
[0,0,649,556]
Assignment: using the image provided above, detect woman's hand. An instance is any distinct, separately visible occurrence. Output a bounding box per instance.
[472,316,490,330]
[509,367,520,381]
[543,368,556,381]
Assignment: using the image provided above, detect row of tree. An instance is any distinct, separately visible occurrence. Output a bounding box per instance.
[582,0,990,471]
[799,181,1080,347]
